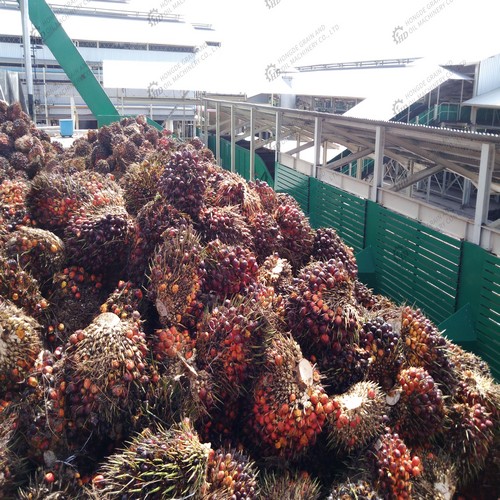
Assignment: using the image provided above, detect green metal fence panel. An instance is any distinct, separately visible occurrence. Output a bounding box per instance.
[457,242,500,380]
[274,163,310,214]
[365,201,462,325]
[309,178,366,253]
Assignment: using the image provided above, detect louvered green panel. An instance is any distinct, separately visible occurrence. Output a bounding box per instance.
[458,242,500,380]
[309,178,366,253]
[365,201,461,325]
[274,163,310,214]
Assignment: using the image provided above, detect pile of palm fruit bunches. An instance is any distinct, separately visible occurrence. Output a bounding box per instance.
[0,99,498,499]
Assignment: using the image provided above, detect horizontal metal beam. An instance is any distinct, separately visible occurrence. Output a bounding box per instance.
[326,147,373,171]
[285,140,315,155]
[391,163,446,191]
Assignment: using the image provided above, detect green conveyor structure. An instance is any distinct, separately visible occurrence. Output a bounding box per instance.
[23,0,161,129]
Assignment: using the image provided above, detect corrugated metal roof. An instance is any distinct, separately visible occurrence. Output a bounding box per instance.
[463,87,500,109]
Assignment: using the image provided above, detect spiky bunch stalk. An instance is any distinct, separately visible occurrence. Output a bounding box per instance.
[0,255,48,317]
[261,471,321,500]
[203,446,260,499]
[148,225,204,326]
[274,193,314,269]
[157,149,208,219]
[128,197,191,284]
[371,430,422,499]
[0,298,42,391]
[312,227,358,279]
[27,171,123,233]
[3,226,65,282]
[202,240,260,300]
[258,253,293,295]
[327,381,387,452]
[327,477,380,499]
[248,179,279,213]
[247,333,336,459]
[64,203,134,274]
[93,420,210,499]
[447,342,492,377]
[412,450,457,500]
[392,367,446,443]
[444,402,495,483]
[359,316,404,390]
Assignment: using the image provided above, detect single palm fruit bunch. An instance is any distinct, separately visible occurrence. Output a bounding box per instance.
[157,149,208,219]
[400,307,457,393]
[371,430,422,499]
[359,316,404,390]
[152,324,195,371]
[0,298,42,391]
[202,240,260,300]
[247,333,337,459]
[27,170,123,234]
[148,225,204,326]
[120,156,166,215]
[100,280,144,320]
[312,227,358,279]
[0,255,48,317]
[64,203,134,274]
[0,177,32,229]
[196,296,269,398]
[247,210,283,262]
[47,265,105,336]
[3,226,65,282]
[327,381,387,452]
[274,193,314,269]
[258,253,293,295]
[127,197,191,284]
[248,178,279,214]
[447,342,492,377]
[392,367,446,443]
[327,477,380,500]
[197,204,254,249]
[444,401,495,484]
[261,471,321,500]
[64,312,149,439]
[203,446,260,499]
[92,419,210,499]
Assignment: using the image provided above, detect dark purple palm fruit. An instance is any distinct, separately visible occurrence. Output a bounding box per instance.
[144,126,160,146]
[26,137,46,178]
[0,132,13,158]
[112,139,139,175]
[128,199,191,284]
[6,102,26,122]
[120,157,166,215]
[64,203,134,274]
[148,225,204,326]
[158,149,207,219]
[391,367,446,444]
[312,227,358,279]
[247,210,282,262]
[96,124,113,152]
[202,240,260,301]
[0,156,14,181]
[359,316,404,390]
[8,151,29,174]
[14,134,33,154]
[197,205,254,248]
[3,226,65,283]
[12,118,30,139]
[90,142,109,169]
[71,137,92,157]
[274,193,315,269]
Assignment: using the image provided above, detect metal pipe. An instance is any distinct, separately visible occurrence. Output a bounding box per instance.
[20,0,34,118]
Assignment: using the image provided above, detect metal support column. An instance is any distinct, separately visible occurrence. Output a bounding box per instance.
[202,100,208,143]
[249,107,255,181]
[275,111,282,164]
[473,143,495,244]
[20,0,34,118]
[230,104,236,173]
[215,101,221,166]
[370,126,385,202]
[312,116,322,178]
[462,178,471,207]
